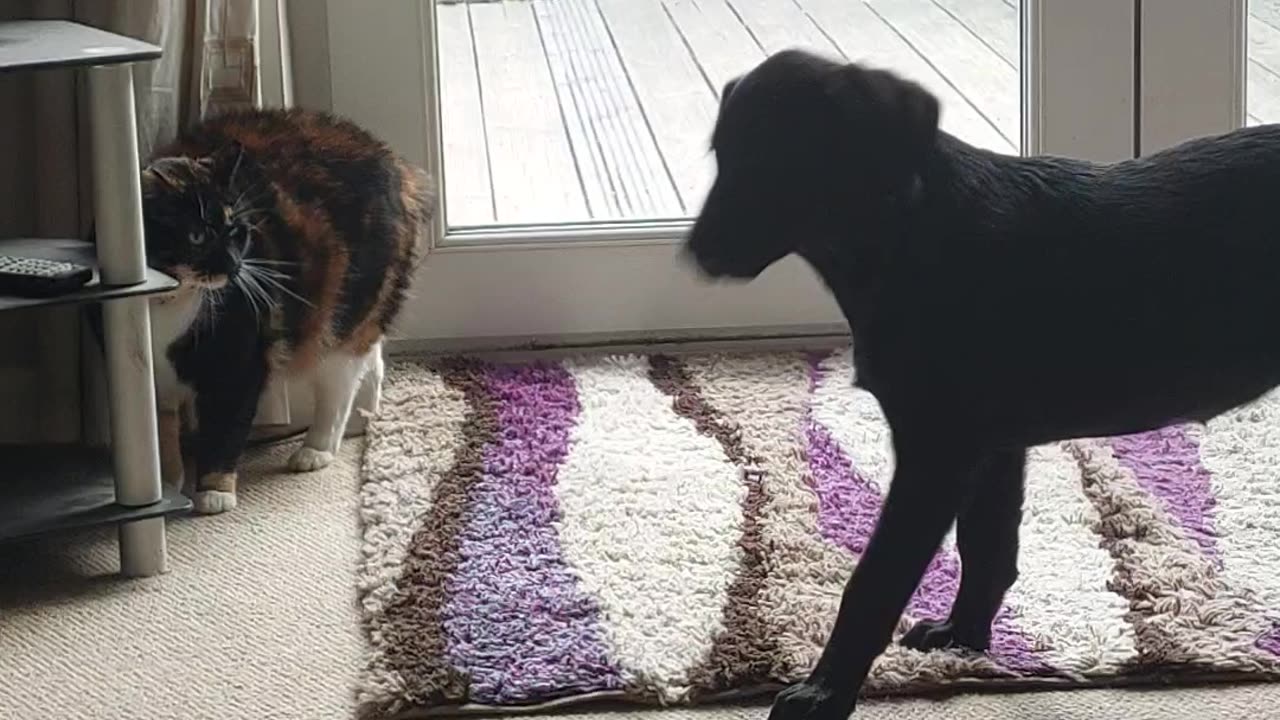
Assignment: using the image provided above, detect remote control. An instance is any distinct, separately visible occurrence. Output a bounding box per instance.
[0,255,94,297]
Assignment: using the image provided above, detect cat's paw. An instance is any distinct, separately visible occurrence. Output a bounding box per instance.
[194,472,237,514]
[288,446,335,472]
[193,490,237,514]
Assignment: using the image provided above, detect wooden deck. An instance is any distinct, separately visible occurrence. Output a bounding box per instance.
[439,0,1280,227]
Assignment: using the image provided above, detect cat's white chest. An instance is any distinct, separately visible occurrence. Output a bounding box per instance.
[149,290,202,409]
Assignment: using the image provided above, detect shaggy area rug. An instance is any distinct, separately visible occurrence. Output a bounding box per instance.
[355,350,1280,718]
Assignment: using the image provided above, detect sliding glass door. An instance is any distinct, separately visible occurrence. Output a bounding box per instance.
[326,0,1138,346]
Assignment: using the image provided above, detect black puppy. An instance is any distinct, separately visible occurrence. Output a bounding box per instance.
[686,48,1280,720]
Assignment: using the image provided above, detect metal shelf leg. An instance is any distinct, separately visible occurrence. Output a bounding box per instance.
[87,63,168,578]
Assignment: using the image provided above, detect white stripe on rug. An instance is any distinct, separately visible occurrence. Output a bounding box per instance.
[810,349,896,490]
[1200,387,1280,655]
[1013,443,1137,675]
[555,355,747,700]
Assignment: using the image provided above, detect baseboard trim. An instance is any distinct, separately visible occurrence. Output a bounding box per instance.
[384,324,851,359]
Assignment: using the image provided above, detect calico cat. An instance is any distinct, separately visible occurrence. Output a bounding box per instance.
[128,108,431,514]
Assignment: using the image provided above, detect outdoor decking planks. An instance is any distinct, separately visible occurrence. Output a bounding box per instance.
[438,0,1280,228]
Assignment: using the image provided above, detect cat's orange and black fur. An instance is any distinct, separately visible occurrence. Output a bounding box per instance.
[118,108,432,514]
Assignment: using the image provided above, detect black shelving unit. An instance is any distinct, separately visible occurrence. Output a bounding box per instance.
[2,20,193,575]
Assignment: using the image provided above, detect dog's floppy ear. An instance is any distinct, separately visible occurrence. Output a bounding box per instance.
[720,77,740,103]
[825,64,940,181]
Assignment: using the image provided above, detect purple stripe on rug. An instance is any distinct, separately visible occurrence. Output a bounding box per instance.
[440,362,623,704]
[1106,425,1218,560]
[1258,626,1280,657]
[805,419,1047,674]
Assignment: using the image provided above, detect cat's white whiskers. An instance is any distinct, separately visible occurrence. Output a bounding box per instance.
[233,274,268,325]
[253,270,313,307]
[243,258,298,268]
[245,265,292,281]
[193,286,226,342]
[247,271,280,313]
[232,207,271,222]
[245,263,313,308]
[239,266,283,321]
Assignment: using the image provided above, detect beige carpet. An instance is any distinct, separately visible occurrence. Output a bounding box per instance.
[0,439,1277,720]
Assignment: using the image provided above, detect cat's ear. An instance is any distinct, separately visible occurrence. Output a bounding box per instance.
[202,140,249,188]
[142,156,197,194]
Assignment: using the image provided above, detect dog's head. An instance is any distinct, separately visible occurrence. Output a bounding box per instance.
[685,49,940,279]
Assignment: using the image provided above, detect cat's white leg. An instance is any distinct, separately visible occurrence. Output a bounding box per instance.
[354,338,385,416]
[288,345,375,472]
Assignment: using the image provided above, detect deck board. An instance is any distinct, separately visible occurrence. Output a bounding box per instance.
[867,0,1018,147]
[1250,56,1280,124]
[661,0,765,95]
[439,0,1280,227]
[470,1,589,224]
[723,0,842,56]
[931,0,1018,68]
[534,0,682,219]
[595,0,719,214]
[797,0,1013,152]
[438,4,495,226]
[1251,14,1280,126]
[1253,0,1280,34]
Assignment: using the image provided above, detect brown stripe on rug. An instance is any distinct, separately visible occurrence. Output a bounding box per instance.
[361,360,497,717]
[682,352,850,684]
[1067,438,1280,674]
[648,354,777,695]
[356,361,472,716]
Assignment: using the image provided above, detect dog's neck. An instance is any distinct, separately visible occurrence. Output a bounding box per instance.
[798,175,924,330]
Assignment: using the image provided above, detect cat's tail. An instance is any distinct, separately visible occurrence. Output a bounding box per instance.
[400,161,436,268]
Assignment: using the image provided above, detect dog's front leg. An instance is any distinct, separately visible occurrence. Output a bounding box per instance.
[902,447,1026,652]
[769,435,980,720]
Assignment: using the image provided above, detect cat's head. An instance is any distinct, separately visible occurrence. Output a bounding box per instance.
[140,142,263,289]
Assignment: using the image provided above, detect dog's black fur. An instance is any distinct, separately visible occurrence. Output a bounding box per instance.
[686,48,1280,720]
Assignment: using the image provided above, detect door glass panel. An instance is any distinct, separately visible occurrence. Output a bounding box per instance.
[435,0,1022,231]
[1250,0,1280,124]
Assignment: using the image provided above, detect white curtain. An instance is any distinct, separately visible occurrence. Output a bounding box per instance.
[0,0,284,443]
[75,0,265,158]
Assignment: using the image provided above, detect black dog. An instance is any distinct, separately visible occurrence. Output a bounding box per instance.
[686,48,1280,720]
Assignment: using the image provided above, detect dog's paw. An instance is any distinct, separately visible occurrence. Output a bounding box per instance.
[768,682,853,720]
[288,446,334,472]
[901,619,989,653]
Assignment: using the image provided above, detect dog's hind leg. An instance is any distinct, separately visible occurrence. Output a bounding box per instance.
[768,434,980,720]
[901,446,1026,652]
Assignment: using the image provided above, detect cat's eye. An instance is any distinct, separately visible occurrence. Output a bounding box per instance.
[189,233,204,246]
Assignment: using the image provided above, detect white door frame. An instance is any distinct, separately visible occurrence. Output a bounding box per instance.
[324,0,1138,349]
[1137,0,1247,155]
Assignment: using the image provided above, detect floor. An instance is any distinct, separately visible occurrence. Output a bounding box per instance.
[439,0,1280,228]
[3,438,1280,719]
